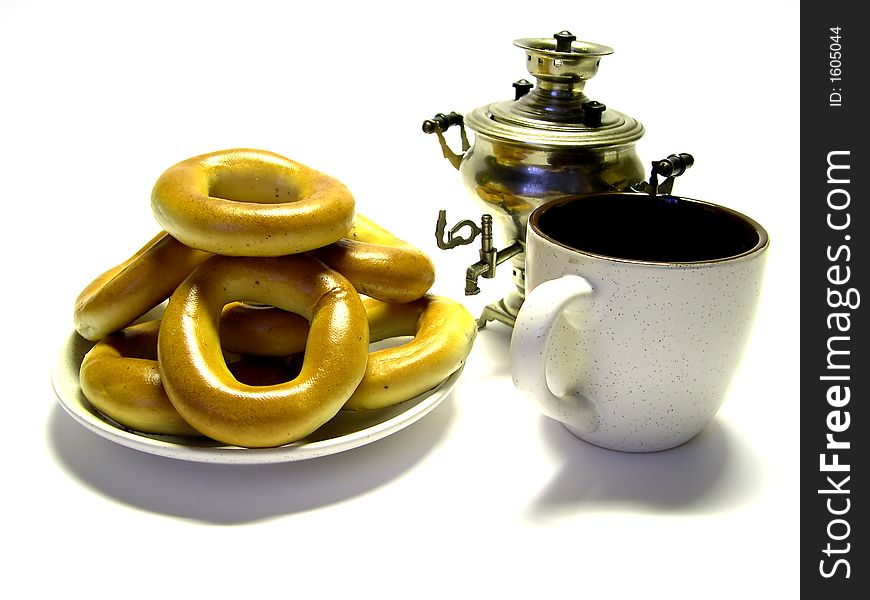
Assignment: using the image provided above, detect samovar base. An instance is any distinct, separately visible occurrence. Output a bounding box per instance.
[478,299,516,329]
[477,288,524,329]
[475,256,526,329]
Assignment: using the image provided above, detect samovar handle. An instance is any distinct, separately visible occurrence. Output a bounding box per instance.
[632,153,695,196]
[421,112,470,170]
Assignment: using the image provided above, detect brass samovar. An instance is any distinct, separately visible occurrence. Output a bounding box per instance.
[423,30,648,328]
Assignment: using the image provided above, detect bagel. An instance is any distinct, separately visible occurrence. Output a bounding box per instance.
[158,253,369,448]
[79,320,201,437]
[74,231,211,341]
[216,295,477,410]
[150,148,356,256]
[80,316,304,438]
[311,214,435,303]
[346,295,476,410]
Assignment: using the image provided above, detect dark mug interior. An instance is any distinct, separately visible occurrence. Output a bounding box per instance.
[530,193,768,263]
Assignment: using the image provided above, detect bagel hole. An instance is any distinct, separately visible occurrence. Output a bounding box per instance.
[209,171,304,204]
[224,354,303,386]
[219,303,310,365]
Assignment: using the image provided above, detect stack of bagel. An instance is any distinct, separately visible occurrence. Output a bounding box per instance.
[74,148,477,448]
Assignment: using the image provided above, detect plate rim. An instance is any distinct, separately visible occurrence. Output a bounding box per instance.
[50,330,463,464]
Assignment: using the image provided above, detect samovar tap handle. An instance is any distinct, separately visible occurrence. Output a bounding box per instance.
[435,209,482,250]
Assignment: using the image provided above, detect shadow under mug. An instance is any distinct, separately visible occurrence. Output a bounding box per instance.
[509,192,769,452]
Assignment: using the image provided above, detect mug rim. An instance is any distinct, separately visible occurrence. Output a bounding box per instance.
[528,192,770,267]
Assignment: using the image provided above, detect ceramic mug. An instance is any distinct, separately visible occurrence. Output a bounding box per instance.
[510,192,769,452]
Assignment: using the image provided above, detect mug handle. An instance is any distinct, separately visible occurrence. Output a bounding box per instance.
[510,274,600,433]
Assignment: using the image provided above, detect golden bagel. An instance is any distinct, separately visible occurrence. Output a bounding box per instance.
[158,253,368,448]
[74,231,211,341]
[79,320,201,436]
[150,148,356,256]
[312,214,435,303]
[346,295,476,410]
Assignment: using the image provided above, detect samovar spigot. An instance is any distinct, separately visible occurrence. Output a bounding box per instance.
[468,215,497,294]
[435,210,523,301]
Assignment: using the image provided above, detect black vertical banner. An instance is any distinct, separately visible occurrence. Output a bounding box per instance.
[802,3,867,596]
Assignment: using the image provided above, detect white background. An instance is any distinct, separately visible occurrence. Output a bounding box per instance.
[2,1,800,597]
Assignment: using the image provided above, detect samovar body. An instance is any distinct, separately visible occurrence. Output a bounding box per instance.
[459,136,645,248]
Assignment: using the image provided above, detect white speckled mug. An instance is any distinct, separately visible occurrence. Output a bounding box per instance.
[510,192,768,452]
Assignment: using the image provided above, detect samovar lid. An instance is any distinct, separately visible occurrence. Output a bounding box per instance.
[464,31,644,150]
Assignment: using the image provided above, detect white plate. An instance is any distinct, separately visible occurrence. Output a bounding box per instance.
[51,330,462,464]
